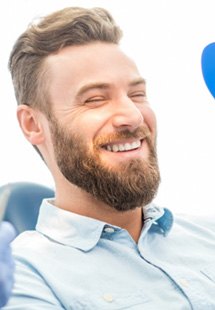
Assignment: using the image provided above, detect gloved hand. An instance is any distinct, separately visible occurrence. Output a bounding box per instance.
[0,222,16,307]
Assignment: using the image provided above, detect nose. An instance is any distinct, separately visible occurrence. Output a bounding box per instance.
[111,97,144,131]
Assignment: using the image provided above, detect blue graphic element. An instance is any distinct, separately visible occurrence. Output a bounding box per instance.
[201,42,215,98]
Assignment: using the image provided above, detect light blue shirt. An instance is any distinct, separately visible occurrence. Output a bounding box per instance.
[3,199,215,309]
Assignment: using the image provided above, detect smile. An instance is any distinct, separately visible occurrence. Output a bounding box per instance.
[102,139,142,152]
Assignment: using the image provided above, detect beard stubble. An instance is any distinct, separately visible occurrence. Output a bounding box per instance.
[49,117,160,212]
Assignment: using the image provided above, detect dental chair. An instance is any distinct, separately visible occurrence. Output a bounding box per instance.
[1,182,54,234]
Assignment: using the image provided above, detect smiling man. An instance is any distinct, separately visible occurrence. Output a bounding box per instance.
[46,42,160,218]
[4,7,215,310]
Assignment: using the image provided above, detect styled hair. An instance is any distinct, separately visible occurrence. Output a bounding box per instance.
[9,7,122,114]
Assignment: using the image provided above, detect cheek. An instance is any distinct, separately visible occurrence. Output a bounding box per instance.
[142,106,157,139]
[78,109,111,134]
[71,112,109,150]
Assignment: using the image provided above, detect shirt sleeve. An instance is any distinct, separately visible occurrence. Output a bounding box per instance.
[3,256,65,309]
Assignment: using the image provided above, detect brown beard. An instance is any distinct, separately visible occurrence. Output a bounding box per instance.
[49,117,160,211]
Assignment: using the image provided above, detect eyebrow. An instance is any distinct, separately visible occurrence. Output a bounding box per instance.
[76,83,110,98]
[76,78,146,98]
[129,77,146,87]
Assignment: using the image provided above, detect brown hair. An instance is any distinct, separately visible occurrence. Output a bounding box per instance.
[9,7,122,114]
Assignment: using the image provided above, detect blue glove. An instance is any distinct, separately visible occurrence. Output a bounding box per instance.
[0,222,16,307]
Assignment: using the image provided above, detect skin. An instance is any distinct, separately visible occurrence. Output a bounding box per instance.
[17,42,157,242]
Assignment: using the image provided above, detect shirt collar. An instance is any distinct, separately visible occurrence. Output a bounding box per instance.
[36,199,173,252]
[36,199,106,252]
[143,204,174,237]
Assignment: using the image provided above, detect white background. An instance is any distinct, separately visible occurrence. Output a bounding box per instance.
[0,0,215,215]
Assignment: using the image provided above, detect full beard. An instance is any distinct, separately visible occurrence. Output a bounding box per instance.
[49,118,160,212]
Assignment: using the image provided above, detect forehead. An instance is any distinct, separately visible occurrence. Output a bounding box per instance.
[45,42,143,96]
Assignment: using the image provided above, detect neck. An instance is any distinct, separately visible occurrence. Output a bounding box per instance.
[54,181,143,243]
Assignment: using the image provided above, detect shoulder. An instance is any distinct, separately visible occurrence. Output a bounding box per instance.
[11,230,52,262]
[5,231,64,309]
[12,230,46,249]
[170,212,215,246]
[174,212,215,232]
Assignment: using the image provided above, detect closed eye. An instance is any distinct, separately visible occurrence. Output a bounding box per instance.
[129,92,147,102]
[130,91,146,97]
[85,97,105,103]
[84,96,108,107]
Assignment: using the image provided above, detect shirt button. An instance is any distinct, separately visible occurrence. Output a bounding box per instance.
[179,278,189,287]
[104,227,115,233]
[103,293,113,302]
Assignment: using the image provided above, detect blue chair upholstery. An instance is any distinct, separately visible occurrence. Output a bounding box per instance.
[1,182,54,234]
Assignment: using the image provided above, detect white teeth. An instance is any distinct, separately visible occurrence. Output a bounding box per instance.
[131,141,141,149]
[118,144,124,151]
[124,143,131,151]
[112,145,119,152]
[105,140,141,152]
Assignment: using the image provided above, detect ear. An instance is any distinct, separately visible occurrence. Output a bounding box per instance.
[17,105,46,146]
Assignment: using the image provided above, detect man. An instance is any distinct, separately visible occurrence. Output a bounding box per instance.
[0,222,16,308]
[4,7,215,309]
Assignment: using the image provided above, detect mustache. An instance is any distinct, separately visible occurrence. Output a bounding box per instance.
[94,125,152,148]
